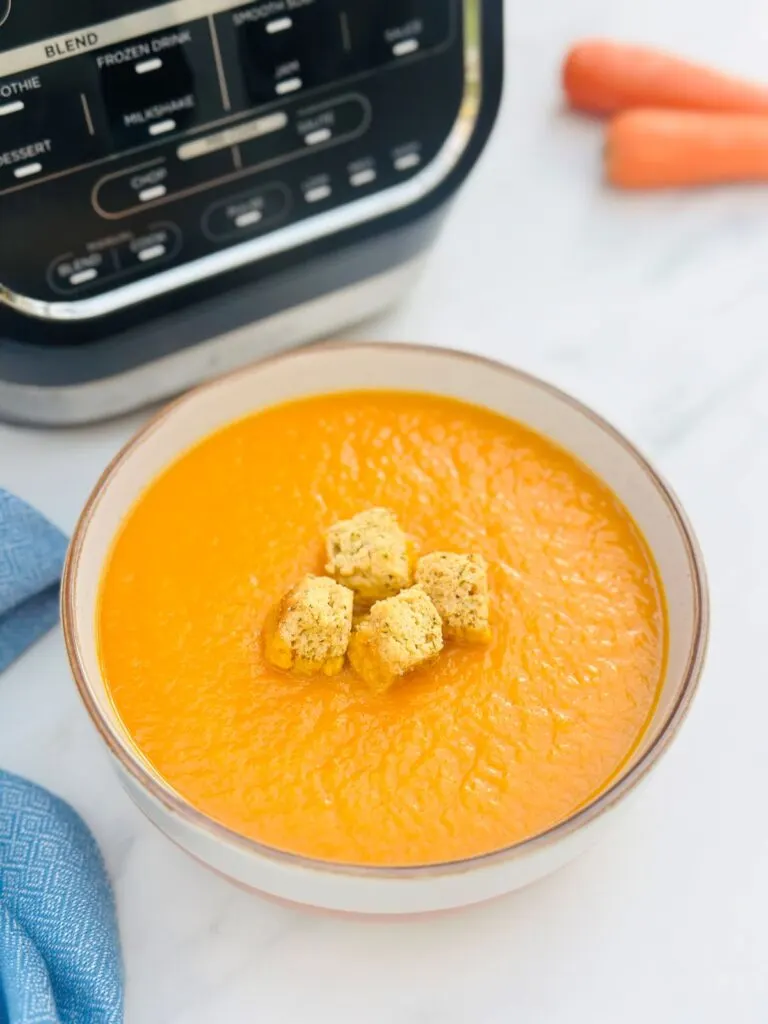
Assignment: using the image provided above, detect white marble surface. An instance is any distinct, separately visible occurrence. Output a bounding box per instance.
[2,0,768,1018]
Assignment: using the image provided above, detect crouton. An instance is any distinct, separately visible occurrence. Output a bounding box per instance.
[264,575,353,676]
[325,507,413,606]
[348,586,443,694]
[415,552,491,644]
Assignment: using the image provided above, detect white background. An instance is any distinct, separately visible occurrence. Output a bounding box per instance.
[2,0,767,1019]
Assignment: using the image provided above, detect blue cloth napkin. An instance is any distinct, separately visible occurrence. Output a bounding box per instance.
[0,491,69,674]
[0,772,124,1024]
[0,490,124,1023]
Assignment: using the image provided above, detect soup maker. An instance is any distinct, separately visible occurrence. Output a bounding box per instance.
[0,0,503,424]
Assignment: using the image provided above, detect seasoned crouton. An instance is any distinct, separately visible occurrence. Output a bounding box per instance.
[415,552,491,644]
[348,586,443,694]
[325,507,413,606]
[264,575,353,676]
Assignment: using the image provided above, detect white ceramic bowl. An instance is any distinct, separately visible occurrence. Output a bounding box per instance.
[62,343,708,916]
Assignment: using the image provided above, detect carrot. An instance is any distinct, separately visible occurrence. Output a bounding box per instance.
[605,108,768,189]
[564,40,768,116]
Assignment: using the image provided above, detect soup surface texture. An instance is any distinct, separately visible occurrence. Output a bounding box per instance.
[99,391,666,866]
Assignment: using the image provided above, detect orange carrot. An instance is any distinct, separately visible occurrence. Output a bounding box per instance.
[605,108,768,189]
[564,40,768,116]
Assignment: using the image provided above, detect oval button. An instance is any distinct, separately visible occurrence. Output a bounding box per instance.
[94,150,234,217]
[47,248,116,295]
[202,182,290,242]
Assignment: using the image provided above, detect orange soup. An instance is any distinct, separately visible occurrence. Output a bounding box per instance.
[98,391,666,866]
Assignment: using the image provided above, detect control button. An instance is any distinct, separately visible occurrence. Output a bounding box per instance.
[238,94,368,170]
[275,76,303,96]
[202,183,289,242]
[295,95,369,148]
[392,38,420,57]
[94,150,233,217]
[48,248,117,295]
[177,111,288,161]
[349,161,377,188]
[344,1,452,69]
[266,17,292,34]
[138,184,167,202]
[95,161,168,214]
[305,184,332,204]
[118,224,181,270]
[148,118,177,137]
[235,209,263,228]
[69,268,99,286]
[393,144,423,172]
[302,174,332,205]
[394,153,421,171]
[13,161,42,178]
[135,58,163,75]
[95,23,222,148]
[304,128,331,146]
[229,2,349,106]
[0,0,10,27]
[138,244,166,262]
[0,140,51,187]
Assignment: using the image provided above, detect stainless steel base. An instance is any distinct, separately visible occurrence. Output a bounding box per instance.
[0,257,424,426]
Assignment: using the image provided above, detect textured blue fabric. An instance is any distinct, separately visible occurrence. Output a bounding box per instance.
[0,492,68,673]
[0,490,123,1022]
[0,773,123,1024]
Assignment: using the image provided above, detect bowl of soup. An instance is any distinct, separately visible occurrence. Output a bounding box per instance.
[62,343,708,915]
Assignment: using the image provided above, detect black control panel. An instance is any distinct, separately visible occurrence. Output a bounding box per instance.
[0,0,468,314]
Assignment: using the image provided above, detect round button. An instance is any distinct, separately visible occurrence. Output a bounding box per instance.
[0,0,10,27]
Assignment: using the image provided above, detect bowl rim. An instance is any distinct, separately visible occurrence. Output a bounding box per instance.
[61,341,709,879]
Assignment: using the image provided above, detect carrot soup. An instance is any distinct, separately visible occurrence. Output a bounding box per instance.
[98,391,666,867]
